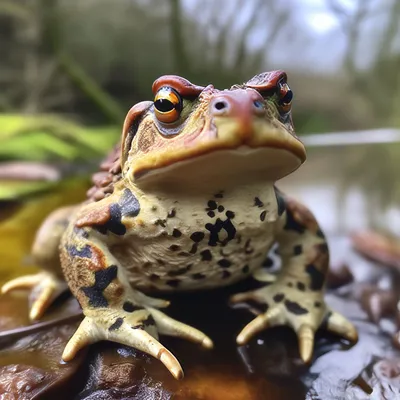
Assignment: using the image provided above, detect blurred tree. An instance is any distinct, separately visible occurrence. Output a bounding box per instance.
[327,0,400,127]
[0,0,399,131]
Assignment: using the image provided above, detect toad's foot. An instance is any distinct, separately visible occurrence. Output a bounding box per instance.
[230,281,358,363]
[1,272,68,321]
[62,306,213,379]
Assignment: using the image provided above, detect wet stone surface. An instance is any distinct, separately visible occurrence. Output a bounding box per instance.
[1,236,400,399]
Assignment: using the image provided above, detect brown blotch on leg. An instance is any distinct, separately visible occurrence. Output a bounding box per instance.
[75,205,111,228]
[285,197,320,233]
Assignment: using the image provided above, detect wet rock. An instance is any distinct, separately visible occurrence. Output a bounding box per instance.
[305,295,400,399]
[2,235,400,399]
[0,364,52,400]
[0,295,86,399]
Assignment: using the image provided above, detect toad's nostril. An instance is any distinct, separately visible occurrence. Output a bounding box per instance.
[213,100,229,111]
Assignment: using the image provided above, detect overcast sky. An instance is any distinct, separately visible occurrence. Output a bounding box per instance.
[183,0,396,74]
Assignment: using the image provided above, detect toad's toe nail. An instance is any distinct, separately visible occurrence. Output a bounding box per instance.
[326,310,358,343]
[298,324,314,363]
[202,336,214,349]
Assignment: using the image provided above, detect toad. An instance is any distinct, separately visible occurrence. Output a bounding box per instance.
[1,71,358,379]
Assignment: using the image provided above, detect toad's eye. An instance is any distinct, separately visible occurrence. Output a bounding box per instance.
[277,80,293,114]
[154,87,182,123]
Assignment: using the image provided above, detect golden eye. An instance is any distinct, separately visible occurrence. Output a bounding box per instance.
[154,87,182,123]
[277,81,293,114]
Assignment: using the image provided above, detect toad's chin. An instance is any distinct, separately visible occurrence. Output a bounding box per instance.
[132,146,303,193]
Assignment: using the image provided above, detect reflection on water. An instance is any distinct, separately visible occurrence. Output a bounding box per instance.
[279,130,400,236]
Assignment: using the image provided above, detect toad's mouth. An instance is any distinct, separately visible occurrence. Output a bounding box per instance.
[131,136,305,193]
[131,121,306,187]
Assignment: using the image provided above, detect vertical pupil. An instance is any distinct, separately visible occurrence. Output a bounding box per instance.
[155,98,175,112]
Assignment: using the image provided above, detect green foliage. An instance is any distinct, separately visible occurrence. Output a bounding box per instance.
[0,114,118,163]
[0,113,118,204]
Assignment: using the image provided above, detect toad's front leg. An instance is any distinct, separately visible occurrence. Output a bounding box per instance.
[231,190,358,362]
[60,201,212,380]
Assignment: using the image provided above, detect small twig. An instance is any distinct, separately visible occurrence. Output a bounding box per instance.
[0,311,83,345]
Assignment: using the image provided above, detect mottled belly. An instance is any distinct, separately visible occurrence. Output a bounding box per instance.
[110,219,276,292]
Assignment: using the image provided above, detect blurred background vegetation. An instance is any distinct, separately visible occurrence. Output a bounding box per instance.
[1,0,400,132]
[1,0,400,279]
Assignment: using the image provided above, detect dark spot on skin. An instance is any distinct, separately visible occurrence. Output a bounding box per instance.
[297,282,306,291]
[263,257,274,268]
[242,265,250,274]
[131,324,145,330]
[214,192,224,198]
[221,270,231,279]
[287,282,293,287]
[320,311,332,330]
[205,217,236,246]
[218,259,231,268]
[155,219,167,227]
[284,209,305,233]
[131,315,155,330]
[273,293,285,303]
[73,227,89,238]
[189,243,198,254]
[169,244,180,251]
[200,249,212,261]
[207,211,215,218]
[167,209,176,218]
[172,229,182,238]
[94,203,126,235]
[260,211,266,221]
[305,264,325,290]
[274,187,286,216]
[226,210,235,219]
[66,244,92,259]
[120,188,141,217]
[190,232,205,242]
[218,205,225,212]
[166,279,180,287]
[192,273,206,280]
[244,239,254,254]
[156,259,165,265]
[318,243,329,253]
[262,281,273,287]
[142,315,155,327]
[293,245,303,255]
[244,300,269,314]
[109,317,124,331]
[168,266,191,277]
[316,229,325,239]
[151,205,157,211]
[81,265,118,308]
[207,200,218,210]
[254,197,264,207]
[314,301,321,308]
[123,301,141,313]
[284,300,309,315]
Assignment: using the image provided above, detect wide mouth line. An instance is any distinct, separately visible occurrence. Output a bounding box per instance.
[134,142,304,181]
